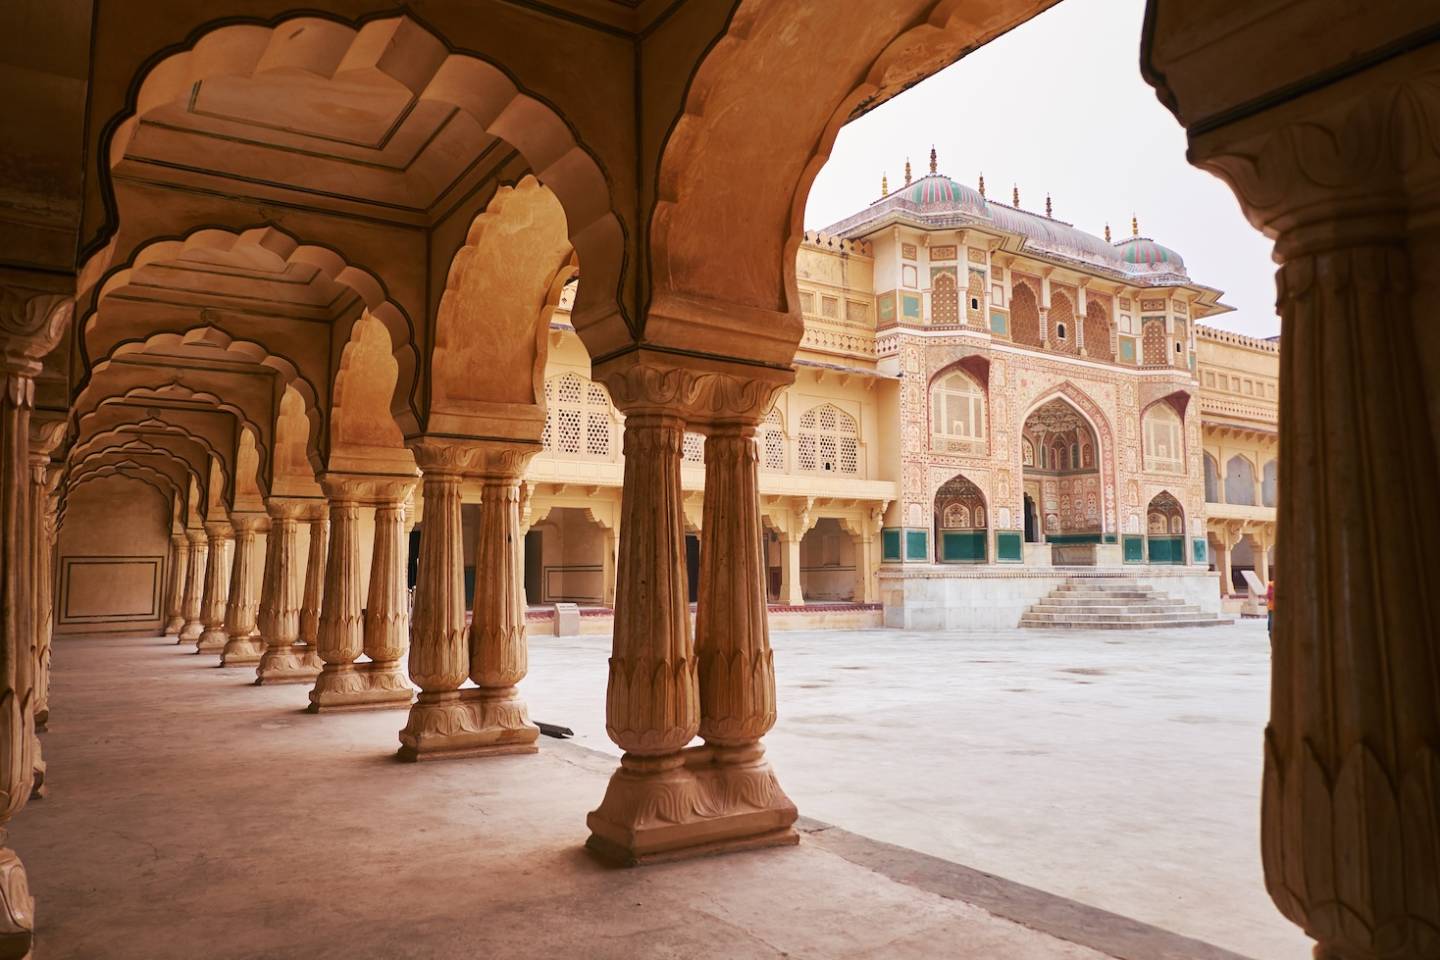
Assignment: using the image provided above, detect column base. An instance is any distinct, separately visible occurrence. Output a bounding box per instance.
[0,845,34,960]
[163,617,184,636]
[307,661,412,713]
[584,745,798,866]
[396,688,540,762]
[255,645,322,685]
[195,629,227,654]
[178,621,203,642]
[219,635,265,666]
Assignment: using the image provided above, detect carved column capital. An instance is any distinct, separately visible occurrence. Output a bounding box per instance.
[319,472,416,506]
[203,521,234,540]
[264,497,314,522]
[410,437,538,480]
[0,285,71,377]
[593,349,792,425]
[1189,52,1440,255]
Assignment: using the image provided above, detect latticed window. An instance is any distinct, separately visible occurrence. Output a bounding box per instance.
[1142,403,1184,473]
[682,432,706,464]
[760,408,786,472]
[931,371,985,442]
[543,374,615,460]
[797,403,859,475]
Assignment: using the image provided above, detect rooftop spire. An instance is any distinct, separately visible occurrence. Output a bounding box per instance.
[929,145,937,175]
[1013,184,1020,207]
[881,172,888,197]
[1132,214,1139,237]
[1045,194,1052,218]
[904,158,912,185]
[978,173,986,198]
[1104,222,1112,243]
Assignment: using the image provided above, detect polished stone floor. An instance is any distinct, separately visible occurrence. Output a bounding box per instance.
[17,633,1179,960]
[526,619,1311,960]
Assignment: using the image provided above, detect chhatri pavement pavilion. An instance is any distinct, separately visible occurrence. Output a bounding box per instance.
[2,1,1437,958]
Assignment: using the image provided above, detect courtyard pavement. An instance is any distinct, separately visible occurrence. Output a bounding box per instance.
[527,619,1312,960]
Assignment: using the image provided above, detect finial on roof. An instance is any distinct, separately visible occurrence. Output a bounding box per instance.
[1045,194,1052,218]
[1132,214,1139,237]
[904,158,912,185]
[1104,222,1112,243]
[929,145,937,175]
[1013,184,1020,207]
[978,173,986,198]
[881,172,888,197]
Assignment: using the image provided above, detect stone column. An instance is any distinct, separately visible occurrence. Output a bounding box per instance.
[162,532,189,636]
[179,529,208,642]
[359,481,415,709]
[27,422,61,737]
[399,443,534,760]
[255,500,317,684]
[602,526,618,608]
[0,287,70,958]
[585,360,701,864]
[219,515,266,666]
[308,481,364,711]
[467,460,540,755]
[298,504,328,673]
[778,534,804,606]
[1183,48,1440,958]
[308,476,413,712]
[398,446,470,759]
[1219,535,1233,597]
[195,521,233,654]
[689,375,798,853]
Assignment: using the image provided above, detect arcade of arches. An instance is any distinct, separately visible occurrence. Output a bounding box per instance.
[1,1,1437,958]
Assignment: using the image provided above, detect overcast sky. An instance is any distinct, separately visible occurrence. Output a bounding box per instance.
[803,0,1279,338]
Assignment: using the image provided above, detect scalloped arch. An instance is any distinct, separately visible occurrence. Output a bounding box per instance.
[94,14,624,341]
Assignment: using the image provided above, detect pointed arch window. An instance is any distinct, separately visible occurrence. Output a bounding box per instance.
[1142,403,1184,473]
[760,407,787,472]
[930,370,986,443]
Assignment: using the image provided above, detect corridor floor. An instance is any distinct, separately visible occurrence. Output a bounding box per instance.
[13,626,1298,959]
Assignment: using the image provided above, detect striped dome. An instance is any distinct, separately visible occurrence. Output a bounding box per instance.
[1116,237,1184,271]
[905,175,988,215]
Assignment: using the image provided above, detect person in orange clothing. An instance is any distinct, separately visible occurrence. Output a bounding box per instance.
[1266,579,1275,637]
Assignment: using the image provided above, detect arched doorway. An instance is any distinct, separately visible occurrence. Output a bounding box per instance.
[1022,398,1101,564]
[934,473,987,563]
[1146,492,1186,565]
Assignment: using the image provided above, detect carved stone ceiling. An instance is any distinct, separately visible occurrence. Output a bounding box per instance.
[1024,398,1095,439]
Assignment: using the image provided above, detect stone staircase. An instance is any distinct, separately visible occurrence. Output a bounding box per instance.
[1018,576,1232,629]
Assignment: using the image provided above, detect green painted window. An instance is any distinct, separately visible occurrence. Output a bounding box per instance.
[989,311,1008,335]
[1192,538,1207,563]
[995,531,1023,562]
[1119,337,1137,363]
[902,294,922,319]
[1147,535,1185,564]
[881,528,902,561]
[904,529,929,561]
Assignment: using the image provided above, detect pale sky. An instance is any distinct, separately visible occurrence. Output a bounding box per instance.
[804,0,1279,338]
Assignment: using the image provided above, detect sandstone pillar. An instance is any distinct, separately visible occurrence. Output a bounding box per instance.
[298,504,328,673]
[0,287,70,958]
[466,466,540,754]
[309,476,413,712]
[585,363,699,864]
[586,358,796,865]
[179,530,207,642]
[359,483,414,708]
[27,422,61,736]
[1179,47,1440,959]
[690,391,798,852]
[602,527,618,608]
[162,532,189,636]
[398,447,470,760]
[195,522,233,654]
[219,515,266,666]
[255,500,317,684]
[778,534,803,606]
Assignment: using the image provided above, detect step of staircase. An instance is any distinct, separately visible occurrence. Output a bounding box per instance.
[1019,576,1232,629]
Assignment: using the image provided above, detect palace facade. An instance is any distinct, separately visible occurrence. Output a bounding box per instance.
[524,153,1275,628]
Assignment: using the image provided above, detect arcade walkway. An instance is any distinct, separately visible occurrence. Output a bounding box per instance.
[14,635,1258,960]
